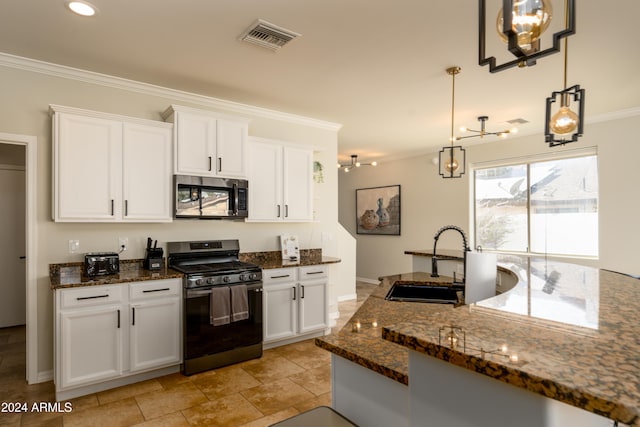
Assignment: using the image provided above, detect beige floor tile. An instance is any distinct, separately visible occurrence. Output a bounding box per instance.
[66,394,99,413]
[154,372,191,390]
[0,411,21,426]
[63,397,144,427]
[241,378,315,416]
[182,393,263,427]
[20,413,63,427]
[239,407,299,427]
[241,356,305,383]
[135,381,207,420]
[131,411,189,427]
[288,365,331,396]
[293,392,332,412]
[191,365,261,400]
[274,340,331,370]
[97,378,163,405]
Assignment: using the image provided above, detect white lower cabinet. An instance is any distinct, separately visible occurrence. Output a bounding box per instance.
[54,279,181,400]
[263,265,328,347]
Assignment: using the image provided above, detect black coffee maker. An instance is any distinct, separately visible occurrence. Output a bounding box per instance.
[143,237,163,270]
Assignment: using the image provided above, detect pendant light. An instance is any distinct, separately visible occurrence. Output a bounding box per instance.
[439,67,466,179]
[544,0,584,146]
[479,0,576,73]
[337,154,378,172]
[457,116,518,141]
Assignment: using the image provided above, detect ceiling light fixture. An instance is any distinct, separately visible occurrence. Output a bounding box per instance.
[65,1,98,16]
[439,66,466,179]
[479,0,576,73]
[457,116,518,141]
[337,154,377,173]
[545,1,584,146]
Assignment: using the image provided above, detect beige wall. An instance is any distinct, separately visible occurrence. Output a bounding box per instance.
[339,114,640,281]
[0,64,339,377]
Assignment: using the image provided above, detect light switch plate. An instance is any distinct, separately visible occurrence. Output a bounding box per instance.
[68,240,80,253]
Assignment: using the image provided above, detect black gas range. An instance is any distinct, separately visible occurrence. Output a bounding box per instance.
[167,239,263,375]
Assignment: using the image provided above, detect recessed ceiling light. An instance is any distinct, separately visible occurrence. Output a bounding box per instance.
[65,1,98,17]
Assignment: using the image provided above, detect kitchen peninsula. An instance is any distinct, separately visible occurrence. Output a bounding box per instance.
[316,252,639,427]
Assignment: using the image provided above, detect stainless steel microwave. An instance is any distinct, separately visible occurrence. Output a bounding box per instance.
[175,175,248,219]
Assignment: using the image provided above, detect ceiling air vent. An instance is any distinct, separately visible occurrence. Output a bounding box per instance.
[239,19,301,51]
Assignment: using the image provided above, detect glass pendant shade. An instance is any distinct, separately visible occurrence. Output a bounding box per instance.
[545,84,585,147]
[549,105,578,134]
[439,146,466,178]
[496,0,552,52]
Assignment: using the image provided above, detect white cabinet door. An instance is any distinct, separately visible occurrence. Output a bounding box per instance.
[247,138,313,222]
[174,110,216,176]
[59,305,122,388]
[247,139,283,221]
[298,279,328,334]
[54,113,122,221]
[216,119,247,178]
[130,298,181,372]
[264,282,297,342]
[283,146,313,222]
[122,123,173,221]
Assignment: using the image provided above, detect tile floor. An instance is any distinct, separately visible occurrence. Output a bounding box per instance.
[0,282,376,427]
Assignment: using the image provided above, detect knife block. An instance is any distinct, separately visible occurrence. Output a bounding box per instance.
[143,248,163,271]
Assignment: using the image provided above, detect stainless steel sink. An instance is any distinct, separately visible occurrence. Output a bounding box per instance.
[384,282,463,304]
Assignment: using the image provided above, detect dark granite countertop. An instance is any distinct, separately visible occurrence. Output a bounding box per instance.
[50,249,340,290]
[240,248,340,269]
[49,260,183,290]
[316,257,640,426]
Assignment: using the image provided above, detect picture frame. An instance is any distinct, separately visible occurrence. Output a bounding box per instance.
[356,185,401,235]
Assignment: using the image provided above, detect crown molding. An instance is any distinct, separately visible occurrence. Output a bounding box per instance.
[0,52,342,132]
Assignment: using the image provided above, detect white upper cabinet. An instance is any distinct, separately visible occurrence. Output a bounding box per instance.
[247,137,314,222]
[162,105,250,178]
[51,105,173,223]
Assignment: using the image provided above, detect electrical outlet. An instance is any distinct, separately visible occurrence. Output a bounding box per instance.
[68,240,80,253]
[118,237,128,252]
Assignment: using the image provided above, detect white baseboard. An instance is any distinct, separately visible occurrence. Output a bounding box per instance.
[337,293,357,302]
[356,277,380,285]
[35,369,53,384]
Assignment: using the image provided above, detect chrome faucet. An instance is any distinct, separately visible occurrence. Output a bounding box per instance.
[431,225,470,285]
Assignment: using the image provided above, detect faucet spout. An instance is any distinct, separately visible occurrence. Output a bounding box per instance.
[430,225,470,282]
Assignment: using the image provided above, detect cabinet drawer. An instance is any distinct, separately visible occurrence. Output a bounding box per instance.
[299,265,327,280]
[59,285,123,309]
[130,279,181,301]
[263,267,298,284]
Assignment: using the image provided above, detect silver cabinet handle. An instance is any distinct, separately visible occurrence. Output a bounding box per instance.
[305,271,324,275]
[117,309,120,329]
[208,156,212,171]
[132,307,135,326]
[285,205,289,218]
[124,200,128,216]
[277,205,281,218]
[292,286,296,301]
[111,199,114,216]
[270,274,290,279]
[301,285,305,299]
[218,157,222,172]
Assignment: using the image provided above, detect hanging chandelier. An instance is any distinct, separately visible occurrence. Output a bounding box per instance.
[457,116,518,141]
[479,0,576,73]
[439,66,466,179]
[337,154,378,172]
[544,1,584,146]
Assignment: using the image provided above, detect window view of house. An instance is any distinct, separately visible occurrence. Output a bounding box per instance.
[474,155,598,257]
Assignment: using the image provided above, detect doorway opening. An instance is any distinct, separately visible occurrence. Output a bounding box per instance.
[0,133,37,384]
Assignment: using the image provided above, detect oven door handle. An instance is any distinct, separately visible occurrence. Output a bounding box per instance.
[186,289,213,298]
[186,284,262,298]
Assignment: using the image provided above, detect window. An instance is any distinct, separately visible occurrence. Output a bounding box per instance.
[473,153,598,257]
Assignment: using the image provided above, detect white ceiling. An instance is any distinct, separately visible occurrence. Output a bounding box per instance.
[0,0,638,164]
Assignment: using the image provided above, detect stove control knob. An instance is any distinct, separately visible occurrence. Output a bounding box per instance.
[222,276,230,283]
[196,278,205,286]
[206,277,215,285]
[239,274,246,281]
[249,273,258,281]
